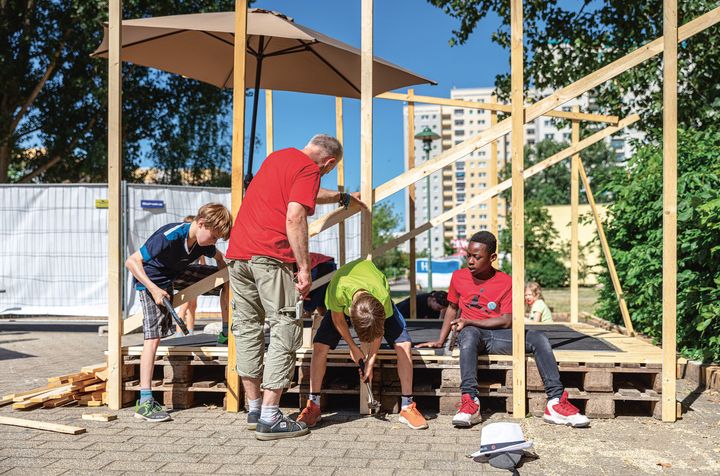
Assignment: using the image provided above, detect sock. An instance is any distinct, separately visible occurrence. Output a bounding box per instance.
[140,389,153,403]
[309,393,321,407]
[222,322,228,336]
[260,404,280,423]
[187,329,194,336]
[401,395,413,408]
[248,398,262,414]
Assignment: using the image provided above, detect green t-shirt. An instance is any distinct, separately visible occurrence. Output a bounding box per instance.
[531,299,553,323]
[325,259,393,318]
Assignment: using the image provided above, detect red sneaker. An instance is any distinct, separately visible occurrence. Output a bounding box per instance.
[452,393,481,427]
[543,391,590,428]
[297,399,322,428]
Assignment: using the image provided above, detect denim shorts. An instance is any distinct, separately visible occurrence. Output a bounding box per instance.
[313,303,411,349]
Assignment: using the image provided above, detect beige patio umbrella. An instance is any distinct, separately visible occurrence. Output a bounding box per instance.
[92,8,435,186]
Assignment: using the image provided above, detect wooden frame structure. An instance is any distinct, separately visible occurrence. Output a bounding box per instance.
[105,0,720,423]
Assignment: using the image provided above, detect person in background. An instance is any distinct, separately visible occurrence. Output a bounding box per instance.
[525,281,553,323]
[396,291,449,320]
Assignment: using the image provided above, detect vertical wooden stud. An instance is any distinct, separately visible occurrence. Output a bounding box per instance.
[336,97,346,265]
[570,107,580,324]
[265,90,273,156]
[489,100,499,251]
[407,90,417,319]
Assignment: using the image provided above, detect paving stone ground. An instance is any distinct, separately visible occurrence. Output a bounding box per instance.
[1,319,719,475]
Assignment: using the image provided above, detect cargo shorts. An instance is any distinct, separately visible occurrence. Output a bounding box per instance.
[229,256,302,390]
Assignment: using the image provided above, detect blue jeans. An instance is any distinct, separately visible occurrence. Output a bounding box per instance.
[458,327,564,400]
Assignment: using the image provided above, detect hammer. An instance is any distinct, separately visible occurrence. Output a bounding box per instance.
[162,297,190,336]
[358,359,381,413]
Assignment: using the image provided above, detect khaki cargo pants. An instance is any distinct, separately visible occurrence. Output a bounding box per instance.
[229,256,302,390]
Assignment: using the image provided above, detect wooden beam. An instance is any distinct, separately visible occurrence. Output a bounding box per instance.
[336,97,346,266]
[570,107,580,324]
[488,101,499,245]
[265,90,273,155]
[373,7,720,205]
[370,116,641,257]
[360,0,373,262]
[227,0,248,414]
[106,0,123,411]
[0,416,86,435]
[662,0,678,423]
[578,160,635,335]
[510,0,526,419]
[407,90,417,319]
[377,92,619,124]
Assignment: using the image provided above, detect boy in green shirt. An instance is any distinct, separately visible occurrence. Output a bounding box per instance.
[298,259,428,430]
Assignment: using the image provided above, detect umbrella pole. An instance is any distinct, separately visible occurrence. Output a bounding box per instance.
[244,36,265,191]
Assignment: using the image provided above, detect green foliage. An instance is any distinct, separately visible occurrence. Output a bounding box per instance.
[371,202,409,280]
[428,0,720,136]
[499,200,569,288]
[1,1,241,184]
[596,128,720,362]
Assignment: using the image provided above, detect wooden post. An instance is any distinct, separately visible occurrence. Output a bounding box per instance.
[407,90,417,319]
[662,0,678,423]
[265,90,273,156]
[226,0,247,413]
[510,0,526,418]
[106,0,123,411]
[570,107,580,324]
[489,100,499,245]
[336,97,346,265]
[578,161,635,335]
[359,0,373,413]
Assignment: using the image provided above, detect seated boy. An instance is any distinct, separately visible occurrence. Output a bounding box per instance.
[396,290,449,320]
[298,259,428,430]
[418,231,589,428]
[125,203,232,422]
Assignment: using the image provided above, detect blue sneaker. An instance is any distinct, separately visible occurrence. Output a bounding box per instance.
[247,410,261,430]
[134,399,171,422]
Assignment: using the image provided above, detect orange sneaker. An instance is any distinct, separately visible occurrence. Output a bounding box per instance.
[297,399,322,428]
[398,402,428,430]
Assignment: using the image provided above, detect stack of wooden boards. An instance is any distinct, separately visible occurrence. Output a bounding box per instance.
[0,363,108,411]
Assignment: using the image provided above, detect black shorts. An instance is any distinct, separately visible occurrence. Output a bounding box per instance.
[313,303,411,349]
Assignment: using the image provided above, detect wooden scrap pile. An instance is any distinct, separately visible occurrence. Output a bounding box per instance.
[0,363,108,411]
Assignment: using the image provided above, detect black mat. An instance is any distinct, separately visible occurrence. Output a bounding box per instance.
[161,322,621,353]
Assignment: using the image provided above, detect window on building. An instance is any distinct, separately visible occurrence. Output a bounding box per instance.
[478,119,486,125]
[527,128,535,135]
[479,204,487,210]
[528,139,536,145]
[479,214,488,220]
[454,119,464,126]
[545,133,554,139]
[480,225,488,230]
[432,114,437,119]
[544,120,552,127]
[454,109,464,116]
[455,140,463,145]
[479,172,487,177]
[479,151,486,156]
[563,132,571,140]
[458,214,466,222]
[456,130,465,136]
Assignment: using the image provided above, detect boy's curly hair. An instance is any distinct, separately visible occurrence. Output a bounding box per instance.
[349,292,386,343]
[196,203,232,240]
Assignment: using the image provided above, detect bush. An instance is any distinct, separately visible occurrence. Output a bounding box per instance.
[596,128,720,362]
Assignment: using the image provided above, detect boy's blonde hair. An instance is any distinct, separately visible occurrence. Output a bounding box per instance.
[349,292,385,343]
[525,281,544,301]
[196,203,232,240]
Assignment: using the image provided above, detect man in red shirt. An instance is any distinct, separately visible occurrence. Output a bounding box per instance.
[419,231,589,429]
[227,134,364,441]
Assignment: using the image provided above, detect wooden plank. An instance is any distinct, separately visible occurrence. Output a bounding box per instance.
[43,397,75,408]
[377,92,619,124]
[12,400,43,410]
[578,160,635,335]
[82,413,117,422]
[662,0,678,423]
[336,97,346,266]
[227,0,248,414]
[570,107,580,323]
[510,0,526,419]
[80,363,107,374]
[122,310,143,335]
[0,416,86,435]
[360,0,374,261]
[106,0,123,412]
[372,7,720,206]
[489,103,499,242]
[265,90,273,155]
[407,89,417,318]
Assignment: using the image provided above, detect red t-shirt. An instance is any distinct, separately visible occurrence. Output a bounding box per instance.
[226,148,321,263]
[447,268,512,321]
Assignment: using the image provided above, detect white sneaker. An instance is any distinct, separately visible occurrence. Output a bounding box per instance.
[543,391,590,428]
[452,394,482,427]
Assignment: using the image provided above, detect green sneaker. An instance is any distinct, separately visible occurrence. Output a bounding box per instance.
[134,399,171,422]
[217,332,228,345]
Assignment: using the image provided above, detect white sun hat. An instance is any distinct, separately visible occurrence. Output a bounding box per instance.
[470,422,534,458]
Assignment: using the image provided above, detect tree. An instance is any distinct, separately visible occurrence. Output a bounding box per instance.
[427,0,720,135]
[372,202,409,280]
[595,127,720,362]
[499,200,568,288]
[0,1,240,184]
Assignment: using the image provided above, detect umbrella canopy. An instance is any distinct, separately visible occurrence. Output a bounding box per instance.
[92,9,435,97]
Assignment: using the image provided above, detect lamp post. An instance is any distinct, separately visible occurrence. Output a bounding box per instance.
[414,126,441,291]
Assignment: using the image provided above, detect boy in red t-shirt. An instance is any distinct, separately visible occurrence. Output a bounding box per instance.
[419,231,589,428]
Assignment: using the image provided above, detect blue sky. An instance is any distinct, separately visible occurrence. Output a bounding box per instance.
[246,0,507,222]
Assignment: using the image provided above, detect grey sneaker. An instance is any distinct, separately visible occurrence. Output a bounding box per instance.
[247,410,260,430]
[255,413,309,441]
[134,399,171,422]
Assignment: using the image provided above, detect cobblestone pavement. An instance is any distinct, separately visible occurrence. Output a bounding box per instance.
[1,319,719,475]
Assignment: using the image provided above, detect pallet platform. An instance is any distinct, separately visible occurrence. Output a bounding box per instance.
[119,322,684,418]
